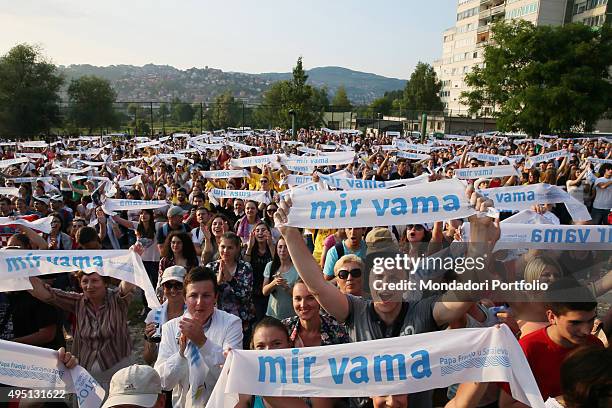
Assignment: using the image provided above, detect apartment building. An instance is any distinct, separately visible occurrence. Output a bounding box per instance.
[433,0,600,114]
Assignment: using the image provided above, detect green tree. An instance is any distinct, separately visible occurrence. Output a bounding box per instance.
[0,44,64,137]
[212,92,241,129]
[369,96,393,116]
[331,85,352,110]
[255,57,326,129]
[171,98,194,123]
[67,75,118,133]
[403,62,444,112]
[461,21,612,135]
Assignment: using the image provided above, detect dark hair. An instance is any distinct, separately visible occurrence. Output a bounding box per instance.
[136,209,156,240]
[250,316,291,350]
[220,231,241,249]
[8,233,31,249]
[545,278,597,316]
[561,346,612,408]
[269,237,287,277]
[77,226,100,246]
[599,163,612,175]
[49,211,64,231]
[207,213,233,235]
[161,232,198,266]
[192,193,205,201]
[177,187,187,195]
[0,197,11,205]
[127,189,142,200]
[183,266,218,295]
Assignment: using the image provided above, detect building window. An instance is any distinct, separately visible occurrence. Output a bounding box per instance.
[473,51,478,58]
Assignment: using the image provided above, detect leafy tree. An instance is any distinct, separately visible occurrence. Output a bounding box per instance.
[0,44,64,137]
[369,97,393,116]
[331,85,352,110]
[170,98,194,123]
[403,62,444,112]
[254,57,326,129]
[67,75,118,133]
[461,21,612,135]
[212,92,241,129]
[157,103,170,120]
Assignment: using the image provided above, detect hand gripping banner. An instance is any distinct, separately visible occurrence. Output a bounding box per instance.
[206,325,544,408]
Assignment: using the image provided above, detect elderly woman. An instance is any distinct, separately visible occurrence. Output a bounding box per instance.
[27,270,136,392]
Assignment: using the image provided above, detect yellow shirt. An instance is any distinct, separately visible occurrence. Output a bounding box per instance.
[312,228,335,264]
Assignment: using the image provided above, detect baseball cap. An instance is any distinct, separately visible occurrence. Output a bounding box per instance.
[365,227,399,253]
[166,206,185,218]
[33,196,50,206]
[101,365,161,408]
[160,265,187,286]
[50,194,64,202]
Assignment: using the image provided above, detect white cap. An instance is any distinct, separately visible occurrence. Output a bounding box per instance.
[160,265,186,286]
[101,365,161,408]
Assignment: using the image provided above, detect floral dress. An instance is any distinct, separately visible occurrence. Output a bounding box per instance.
[206,259,255,327]
[282,313,350,346]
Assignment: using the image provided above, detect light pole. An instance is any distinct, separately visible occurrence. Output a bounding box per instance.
[289,109,296,140]
[377,113,382,136]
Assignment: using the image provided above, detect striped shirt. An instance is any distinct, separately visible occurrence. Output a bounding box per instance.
[46,287,133,371]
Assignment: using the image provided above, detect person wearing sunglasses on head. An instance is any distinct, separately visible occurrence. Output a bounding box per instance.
[143,266,186,366]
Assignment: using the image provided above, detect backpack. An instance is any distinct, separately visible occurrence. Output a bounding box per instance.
[334,241,345,259]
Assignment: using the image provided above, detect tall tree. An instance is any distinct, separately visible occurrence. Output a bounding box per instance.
[403,62,444,112]
[212,91,241,129]
[171,98,194,123]
[68,75,118,133]
[0,44,64,137]
[462,21,612,135]
[255,57,326,129]
[331,85,352,110]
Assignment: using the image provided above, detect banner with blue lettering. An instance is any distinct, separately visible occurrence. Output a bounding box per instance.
[230,154,282,168]
[280,151,355,167]
[478,183,591,222]
[0,250,161,308]
[102,198,168,215]
[0,340,105,408]
[524,149,568,169]
[284,178,475,228]
[200,169,248,179]
[454,165,519,180]
[206,326,544,408]
[209,188,270,204]
[467,152,508,164]
[463,223,612,250]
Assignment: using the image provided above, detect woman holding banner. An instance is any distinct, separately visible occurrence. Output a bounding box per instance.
[27,270,136,392]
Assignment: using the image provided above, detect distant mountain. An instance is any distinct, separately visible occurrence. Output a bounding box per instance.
[58,64,406,105]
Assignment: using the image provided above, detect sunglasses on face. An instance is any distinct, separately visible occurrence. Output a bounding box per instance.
[407,224,425,231]
[164,282,183,290]
[337,268,362,280]
[266,208,278,213]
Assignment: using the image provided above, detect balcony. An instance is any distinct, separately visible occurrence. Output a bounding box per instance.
[477,24,490,34]
[479,3,505,19]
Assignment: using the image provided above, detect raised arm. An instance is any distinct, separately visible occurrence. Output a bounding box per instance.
[15,224,48,250]
[274,199,350,322]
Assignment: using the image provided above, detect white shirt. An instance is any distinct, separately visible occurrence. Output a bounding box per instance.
[154,309,243,408]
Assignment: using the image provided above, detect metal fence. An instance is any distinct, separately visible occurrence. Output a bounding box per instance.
[51,101,480,137]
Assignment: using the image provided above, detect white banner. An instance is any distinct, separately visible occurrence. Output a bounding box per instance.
[118,175,142,188]
[9,176,55,183]
[467,152,508,164]
[435,139,467,146]
[18,141,48,148]
[136,140,161,149]
[0,250,160,308]
[524,149,568,169]
[393,139,434,153]
[16,152,46,160]
[455,165,519,180]
[206,326,544,408]
[0,187,20,196]
[318,173,428,190]
[0,216,53,234]
[227,141,257,152]
[0,340,105,408]
[445,134,473,141]
[209,188,270,204]
[200,170,248,179]
[50,166,93,175]
[297,146,322,155]
[102,199,168,215]
[395,151,431,161]
[285,178,475,228]
[464,223,612,250]
[0,157,29,169]
[587,157,612,165]
[281,151,355,167]
[284,174,313,187]
[478,183,591,222]
[230,154,281,168]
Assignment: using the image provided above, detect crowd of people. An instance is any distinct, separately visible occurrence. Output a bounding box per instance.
[0,128,611,408]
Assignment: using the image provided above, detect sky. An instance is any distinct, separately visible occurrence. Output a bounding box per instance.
[0,0,457,79]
